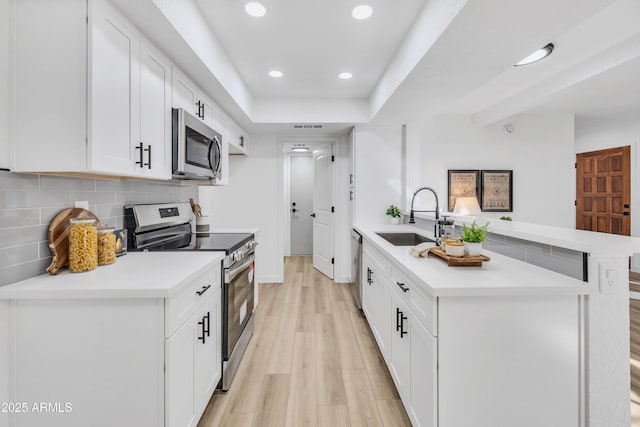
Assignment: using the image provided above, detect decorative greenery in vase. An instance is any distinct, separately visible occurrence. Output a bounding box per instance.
[386,205,402,224]
[386,205,402,218]
[460,221,490,243]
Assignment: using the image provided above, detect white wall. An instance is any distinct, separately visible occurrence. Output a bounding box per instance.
[334,136,353,283]
[0,0,9,169]
[353,126,403,225]
[199,135,284,283]
[416,114,576,227]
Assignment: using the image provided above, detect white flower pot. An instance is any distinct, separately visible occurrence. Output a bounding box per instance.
[389,217,400,225]
[464,242,482,256]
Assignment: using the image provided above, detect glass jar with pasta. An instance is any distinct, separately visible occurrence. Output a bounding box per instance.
[68,218,98,272]
[97,225,116,266]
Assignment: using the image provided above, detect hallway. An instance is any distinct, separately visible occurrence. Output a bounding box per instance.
[197,256,410,426]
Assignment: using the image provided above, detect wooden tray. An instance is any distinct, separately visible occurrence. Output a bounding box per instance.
[427,247,490,267]
[46,208,100,275]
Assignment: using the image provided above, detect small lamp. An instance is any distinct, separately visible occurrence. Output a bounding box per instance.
[453,197,481,215]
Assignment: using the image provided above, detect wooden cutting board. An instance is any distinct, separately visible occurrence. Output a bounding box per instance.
[427,247,490,267]
[46,208,100,275]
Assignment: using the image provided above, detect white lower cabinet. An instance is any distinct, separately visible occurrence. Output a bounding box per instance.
[362,250,391,357]
[362,238,582,427]
[362,241,436,427]
[7,261,222,427]
[388,276,437,427]
[166,289,221,427]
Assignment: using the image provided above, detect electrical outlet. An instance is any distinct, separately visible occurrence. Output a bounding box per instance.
[598,262,618,294]
[74,200,89,210]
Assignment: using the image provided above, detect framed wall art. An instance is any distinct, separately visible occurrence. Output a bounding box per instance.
[480,170,513,212]
[447,170,480,212]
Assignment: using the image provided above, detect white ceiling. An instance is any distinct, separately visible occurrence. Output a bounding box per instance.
[195,0,427,99]
[113,0,640,132]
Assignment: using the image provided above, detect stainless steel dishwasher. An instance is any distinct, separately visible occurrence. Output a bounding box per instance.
[350,229,363,309]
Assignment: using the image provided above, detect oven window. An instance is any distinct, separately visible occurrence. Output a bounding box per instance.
[227,260,255,355]
[185,127,211,169]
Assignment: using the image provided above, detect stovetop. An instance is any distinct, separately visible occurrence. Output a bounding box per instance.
[135,232,254,254]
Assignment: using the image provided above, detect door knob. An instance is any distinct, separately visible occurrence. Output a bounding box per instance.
[310,213,316,218]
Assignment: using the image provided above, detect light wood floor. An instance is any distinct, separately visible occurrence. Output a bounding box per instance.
[197,256,410,427]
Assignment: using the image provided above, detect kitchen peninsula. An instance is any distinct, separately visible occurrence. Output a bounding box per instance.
[354,220,638,427]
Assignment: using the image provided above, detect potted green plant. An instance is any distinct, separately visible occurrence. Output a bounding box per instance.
[460,221,490,256]
[386,205,402,225]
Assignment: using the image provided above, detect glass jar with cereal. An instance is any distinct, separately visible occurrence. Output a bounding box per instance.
[68,218,98,273]
[97,225,116,266]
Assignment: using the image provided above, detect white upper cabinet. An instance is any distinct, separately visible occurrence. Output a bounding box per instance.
[228,120,249,155]
[171,67,199,117]
[89,0,139,176]
[139,42,172,179]
[12,0,171,179]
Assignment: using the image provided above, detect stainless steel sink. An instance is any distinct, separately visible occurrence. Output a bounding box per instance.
[375,232,435,246]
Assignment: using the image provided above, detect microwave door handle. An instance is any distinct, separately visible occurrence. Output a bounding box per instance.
[208,140,214,171]
[227,253,255,282]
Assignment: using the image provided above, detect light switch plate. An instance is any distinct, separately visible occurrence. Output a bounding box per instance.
[598,262,618,294]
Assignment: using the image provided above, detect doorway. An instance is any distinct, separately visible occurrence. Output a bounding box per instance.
[283,140,336,279]
[576,146,631,235]
[290,155,314,255]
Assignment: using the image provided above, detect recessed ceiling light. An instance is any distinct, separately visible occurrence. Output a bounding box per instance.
[515,43,554,66]
[269,70,283,78]
[352,5,373,20]
[338,72,353,80]
[245,2,266,17]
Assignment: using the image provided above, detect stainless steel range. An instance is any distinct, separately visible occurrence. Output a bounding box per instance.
[124,203,256,391]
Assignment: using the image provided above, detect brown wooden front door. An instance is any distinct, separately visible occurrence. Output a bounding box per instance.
[576,146,631,235]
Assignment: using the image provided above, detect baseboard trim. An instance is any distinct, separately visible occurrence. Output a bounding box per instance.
[257,275,284,285]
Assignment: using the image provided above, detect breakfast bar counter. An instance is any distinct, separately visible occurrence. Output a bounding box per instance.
[354,223,589,297]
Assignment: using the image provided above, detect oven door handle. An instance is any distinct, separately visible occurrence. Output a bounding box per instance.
[226,253,255,282]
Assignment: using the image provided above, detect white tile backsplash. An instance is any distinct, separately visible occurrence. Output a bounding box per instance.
[0,171,199,286]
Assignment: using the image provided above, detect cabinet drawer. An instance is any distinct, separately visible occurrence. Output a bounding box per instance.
[390,266,437,336]
[166,262,221,337]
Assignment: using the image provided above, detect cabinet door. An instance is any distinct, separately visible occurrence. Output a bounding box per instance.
[194,292,222,413]
[362,253,390,357]
[389,290,411,400]
[165,313,197,427]
[408,310,437,427]
[139,41,172,179]
[89,0,138,175]
[171,67,199,116]
[200,93,216,129]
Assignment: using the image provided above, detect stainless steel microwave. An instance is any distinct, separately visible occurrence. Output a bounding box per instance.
[172,108,222,181]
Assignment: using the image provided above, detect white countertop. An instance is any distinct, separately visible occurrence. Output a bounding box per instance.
[414,212,640,256]
[415,213,640,256]
[0,252,225,299]
[355,223,590,297]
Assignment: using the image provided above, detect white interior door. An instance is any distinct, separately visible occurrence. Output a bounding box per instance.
[312,146,334,278]
[290,155,314,255]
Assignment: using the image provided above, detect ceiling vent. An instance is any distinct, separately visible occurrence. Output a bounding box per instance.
[293,124,323,129]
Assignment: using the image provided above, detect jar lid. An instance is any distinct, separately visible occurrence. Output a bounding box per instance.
[97,225,115,233]
[70,218,97,224]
